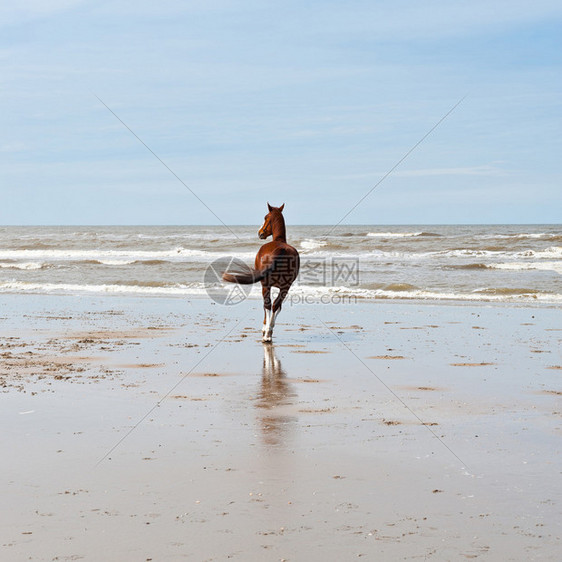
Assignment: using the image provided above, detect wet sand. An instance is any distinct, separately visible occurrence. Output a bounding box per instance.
[1,294,561,560]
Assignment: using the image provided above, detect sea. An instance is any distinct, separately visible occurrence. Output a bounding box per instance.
[0,225,560,306]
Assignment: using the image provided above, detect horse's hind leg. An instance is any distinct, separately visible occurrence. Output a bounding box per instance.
[262,285,272,342]
[265,287,288,342]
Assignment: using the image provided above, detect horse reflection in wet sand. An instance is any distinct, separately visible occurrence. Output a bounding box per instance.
[222,203,299,342]
[257,344,296,446]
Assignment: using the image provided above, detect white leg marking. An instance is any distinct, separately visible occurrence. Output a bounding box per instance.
[264,307,281,342]
[263,308,271,332]
[263,308,273,342]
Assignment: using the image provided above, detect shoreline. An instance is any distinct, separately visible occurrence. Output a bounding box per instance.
[1,288,561,308]
[2,294,561,560]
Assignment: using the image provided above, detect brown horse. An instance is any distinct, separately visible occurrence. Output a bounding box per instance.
[223,203,300,342]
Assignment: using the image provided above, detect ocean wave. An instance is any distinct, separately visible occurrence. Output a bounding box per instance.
[258,245,562,266]
[70,259,139,266]
[439,248,503,258]
[435,246,562,261]
[514,246,562,259]
[17,242,57,250]
[299,239,328,251]
[61,258,198,268]
[0,261,48,270]
[132,259,169,266]
[488,261,562,274]
[1,243,559,266]
[0,279,560,304]
[361,282,420,291]
[366,231,440,238]
[134,232,239,241]
[446,263,490,270]
[382,283,419,292]
[473,287,542,296]
[288,284,562,304]
[370,288,562,303]
[426,259,561,274]
[97,259,137,266]
[301,248,505,260]
[0,248,257,262]
[477,233,562,241]
[0,280,211,297]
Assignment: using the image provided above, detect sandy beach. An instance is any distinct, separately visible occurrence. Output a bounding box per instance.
[1,294,561,560]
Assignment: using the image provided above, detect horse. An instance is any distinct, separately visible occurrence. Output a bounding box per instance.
[222,203,300,342]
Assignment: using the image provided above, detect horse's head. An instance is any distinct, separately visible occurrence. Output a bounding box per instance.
[258,202,285,239]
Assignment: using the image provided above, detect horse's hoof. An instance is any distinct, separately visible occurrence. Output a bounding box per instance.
[262,333,272,343]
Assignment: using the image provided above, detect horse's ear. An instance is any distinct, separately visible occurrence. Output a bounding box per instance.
[267,202,272,212]
[279,203,285,212]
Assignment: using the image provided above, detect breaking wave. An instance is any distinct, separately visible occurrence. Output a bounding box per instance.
[1,280,560,305]
[367,231,441,238]
[0,261,48,270]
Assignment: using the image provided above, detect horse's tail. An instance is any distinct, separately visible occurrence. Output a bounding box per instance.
[222,263,276,285]
[223,251,289,285]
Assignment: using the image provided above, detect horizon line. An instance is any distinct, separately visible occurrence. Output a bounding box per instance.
[0,223,560,228]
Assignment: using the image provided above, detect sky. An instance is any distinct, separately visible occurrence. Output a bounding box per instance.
[1,0,561,225]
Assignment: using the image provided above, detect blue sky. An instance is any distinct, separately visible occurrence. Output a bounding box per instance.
[1,1,561,225]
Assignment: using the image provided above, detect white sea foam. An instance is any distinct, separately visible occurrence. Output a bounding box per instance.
[300,239,328,251]
[0,281,211,296]
[0,261,45,270]
[284,284,562,304]
[514,246,562,260]
[0,279,560,304]
[489,261,562,274]
[301,248,507,260]
[135,232,237,241]
[369,289,562,303]
[97,259,137,266]
[478,232,562,240]
[0,248,256,262]
[367,231,423,238]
